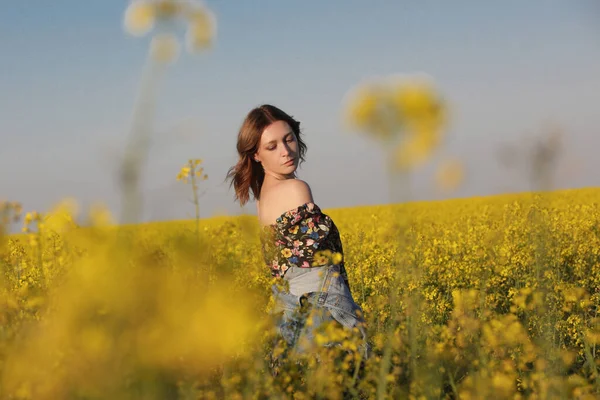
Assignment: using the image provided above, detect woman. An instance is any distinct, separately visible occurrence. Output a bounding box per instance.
[226,104,369,365]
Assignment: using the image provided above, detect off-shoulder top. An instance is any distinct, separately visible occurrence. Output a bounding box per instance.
[260,202,351,289]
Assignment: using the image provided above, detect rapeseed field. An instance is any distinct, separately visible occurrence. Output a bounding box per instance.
[2,2,597,398]
[1,187,599,399]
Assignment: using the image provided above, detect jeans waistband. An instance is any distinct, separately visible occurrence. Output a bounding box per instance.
[271,264,358,314]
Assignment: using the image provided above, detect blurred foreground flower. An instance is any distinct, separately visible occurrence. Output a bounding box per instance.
[0,201,22,238]
[1,201,22,225]
[42,198,79,234]
[1,240,260,399]
[342,73,447,172]
[21,211,42,234]
[86,203,116,228]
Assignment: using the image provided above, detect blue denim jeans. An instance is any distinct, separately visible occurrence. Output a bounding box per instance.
[270,264,370,360]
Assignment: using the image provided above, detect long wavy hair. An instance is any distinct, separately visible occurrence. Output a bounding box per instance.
[226,104,307,207]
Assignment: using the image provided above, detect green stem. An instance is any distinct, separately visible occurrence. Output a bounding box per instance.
[377,323,394,400]
[191,164,201,239]
[448,369,459,398]
[120,50,167,225]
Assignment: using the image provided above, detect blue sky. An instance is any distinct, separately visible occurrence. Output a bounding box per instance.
[1,0,599,227]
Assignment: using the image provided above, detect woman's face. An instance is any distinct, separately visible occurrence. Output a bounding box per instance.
[254,120,299,177]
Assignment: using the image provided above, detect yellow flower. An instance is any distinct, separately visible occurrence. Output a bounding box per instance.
[180,166,191,176]
[345,85,379,129]
[44,198,79,234]
[393,124,441,170]
[492,373,515,397]
[123,1,156,36]
[154,0,180,18]
[24,212,33,224]
[123,1,216,61]
[88,203,115,227]
[343,81,398,141]
[12,202,23,216]
[281,248,292,258]
[185,6,217,52]
[150,33,180,63]
[332,252,343,265]
[435,158,465,192]
[391,79,443,124]
[311,252,329,267]
[177,161,208,183]
[563,286,587,302]
[320,249,332,258]
[560,349,576,366]
[343,74,447,173]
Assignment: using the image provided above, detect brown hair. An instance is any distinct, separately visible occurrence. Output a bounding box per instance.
[226,104,307,206]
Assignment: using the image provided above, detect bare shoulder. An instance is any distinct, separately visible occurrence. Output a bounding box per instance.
[278,179,314,206]
[258,179,314,226]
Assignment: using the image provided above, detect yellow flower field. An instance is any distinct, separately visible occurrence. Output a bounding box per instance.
[1,187,599,399]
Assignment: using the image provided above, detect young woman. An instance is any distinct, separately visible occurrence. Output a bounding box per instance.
[226,104,369,363]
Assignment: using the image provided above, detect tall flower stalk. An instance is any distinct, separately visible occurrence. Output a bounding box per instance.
[176,158,209,240]
[342,73,448,202]
[120,0,216,225]
[342,73,449,398]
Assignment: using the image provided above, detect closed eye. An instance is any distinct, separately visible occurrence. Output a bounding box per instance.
[264,132,294,150]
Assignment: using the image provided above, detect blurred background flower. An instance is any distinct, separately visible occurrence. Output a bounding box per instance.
[123,0,217,62]
[118,0,217,225]
[124,1,156,36]
[435,158,465,193]
[343,73,448,173]
[150,33,180,63]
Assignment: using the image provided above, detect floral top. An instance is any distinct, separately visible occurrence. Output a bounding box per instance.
[260,202,351,289]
